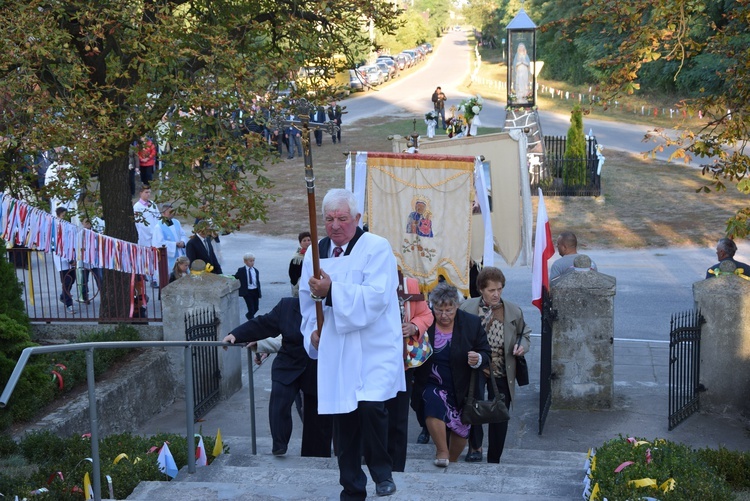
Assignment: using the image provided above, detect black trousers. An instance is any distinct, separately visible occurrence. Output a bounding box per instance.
[59,269,76,307]
[385,369,413,472]
[335,401,391,501]
[242,290,259,319]
[269,379,332,457]
[467,372,511,463]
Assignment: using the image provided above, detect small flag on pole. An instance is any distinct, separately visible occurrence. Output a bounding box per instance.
[195,435,207,467]
[532,188,554,311]
[157,442,179,478]
[212,428,224,457]
[83,472,93,500]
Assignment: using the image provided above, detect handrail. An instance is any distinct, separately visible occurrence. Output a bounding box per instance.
[0,340,256,501]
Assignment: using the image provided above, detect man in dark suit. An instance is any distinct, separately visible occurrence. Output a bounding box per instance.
[185,222,223,275]
[313,105,327,146]
[234,253,262,319]
[223,297,332,457]
[327,101,342,144]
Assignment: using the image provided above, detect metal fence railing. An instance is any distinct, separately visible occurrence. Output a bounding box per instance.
[531,136,601,197]
[7,247,166,323]
[0,341,256,501]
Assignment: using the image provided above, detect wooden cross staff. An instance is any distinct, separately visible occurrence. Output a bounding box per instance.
[268,99,340,333]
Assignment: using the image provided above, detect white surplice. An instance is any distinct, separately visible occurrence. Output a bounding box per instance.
[300,231,405,414]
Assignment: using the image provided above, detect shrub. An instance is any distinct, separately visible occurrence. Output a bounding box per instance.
[0,240,52,430]
[697,446,750,490]
[1,431,227,499]
[563,104,587,186]
[589,436,733,500]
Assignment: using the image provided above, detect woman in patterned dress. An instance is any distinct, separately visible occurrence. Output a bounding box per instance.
[414,282,490,466]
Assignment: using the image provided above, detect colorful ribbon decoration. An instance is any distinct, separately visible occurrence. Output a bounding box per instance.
[0,194,160,275]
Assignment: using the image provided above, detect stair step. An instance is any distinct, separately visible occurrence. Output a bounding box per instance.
[220,435,588,467]
[128,466,583,500]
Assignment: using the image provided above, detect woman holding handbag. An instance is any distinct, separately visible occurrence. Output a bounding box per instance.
[459,266,531,463]
[413,282,491,467]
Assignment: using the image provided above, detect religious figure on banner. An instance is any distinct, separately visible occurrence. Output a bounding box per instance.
[405,199,434,237]
[513,43,531,104]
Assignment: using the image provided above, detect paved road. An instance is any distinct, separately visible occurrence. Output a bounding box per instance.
[342,29,694,165]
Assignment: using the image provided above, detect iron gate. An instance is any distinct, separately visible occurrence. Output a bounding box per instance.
[538,290,555,434]
[668,309,704,430]
[185,308,222,420]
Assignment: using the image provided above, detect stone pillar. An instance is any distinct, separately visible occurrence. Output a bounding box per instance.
[550,255,616,409]
[161,272,242,399]
[693,261,750,416]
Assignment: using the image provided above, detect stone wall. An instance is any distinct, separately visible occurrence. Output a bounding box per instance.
[693,264,750,416]
[550,257,616,409]
[160,273,242,399]
[13,349,178,439]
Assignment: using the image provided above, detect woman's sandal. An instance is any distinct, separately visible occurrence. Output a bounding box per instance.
[433,458,449,467]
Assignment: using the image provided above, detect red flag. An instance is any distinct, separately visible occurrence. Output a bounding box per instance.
[532,189,554,311]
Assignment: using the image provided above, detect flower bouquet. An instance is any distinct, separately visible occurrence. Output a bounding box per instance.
[458,94,483,135]
[424,111,438,138]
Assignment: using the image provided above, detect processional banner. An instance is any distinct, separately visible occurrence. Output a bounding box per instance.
[362,152,479,296]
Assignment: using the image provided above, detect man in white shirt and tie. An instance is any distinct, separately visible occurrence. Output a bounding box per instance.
[235,253,262,319]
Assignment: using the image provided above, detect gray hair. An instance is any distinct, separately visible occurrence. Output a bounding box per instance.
[717,238,737,257]
[322,188,358,218]
[243,252,256,261]
[429,282,460,308]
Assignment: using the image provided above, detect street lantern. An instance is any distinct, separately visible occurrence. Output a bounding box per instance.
[506,9,537,108]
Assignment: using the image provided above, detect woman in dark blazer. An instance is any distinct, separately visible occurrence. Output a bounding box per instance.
[413,282,490,467]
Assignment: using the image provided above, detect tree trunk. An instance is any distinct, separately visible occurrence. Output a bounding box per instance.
[99,152,139,321]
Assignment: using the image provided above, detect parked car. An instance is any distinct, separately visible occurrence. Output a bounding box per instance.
[360,65,385,86]
[394,54,408,70]
[402,49,420,64]
[376,59,397,79]
[348,69,367,92]
[424,42,433,53]
[399,52,415,67]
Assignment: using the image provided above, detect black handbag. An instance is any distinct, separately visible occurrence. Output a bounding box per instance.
[461,368,510,425]
[515,334,529,387]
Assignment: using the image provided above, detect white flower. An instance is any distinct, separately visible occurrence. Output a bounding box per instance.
[472,105,481,114]
[476,95,484,105]
[459,105,465,112]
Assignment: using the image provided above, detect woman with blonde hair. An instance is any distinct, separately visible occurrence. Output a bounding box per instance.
[169,255,191,283]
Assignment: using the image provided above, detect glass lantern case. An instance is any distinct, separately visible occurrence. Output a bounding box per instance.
[506,9,537,109]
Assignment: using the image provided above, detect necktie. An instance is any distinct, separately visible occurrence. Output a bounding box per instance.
[248,267,253,286]
[333,246,343,257]
[205,237,213,255]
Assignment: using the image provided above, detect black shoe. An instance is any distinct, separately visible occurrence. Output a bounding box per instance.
[465,450,482,462]
[417,427,430,444]
[375,479,396,497]
[272,446,287,456]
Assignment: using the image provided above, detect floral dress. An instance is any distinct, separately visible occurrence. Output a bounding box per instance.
[422,327,471,438]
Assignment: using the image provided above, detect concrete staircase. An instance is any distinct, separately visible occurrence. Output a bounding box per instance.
[128,436,586,500]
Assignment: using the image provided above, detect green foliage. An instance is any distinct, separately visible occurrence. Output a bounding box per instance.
[0,240,49,430]
[563,104,587,186]
[590,436,733,500]
[1,431,228,500]
[0,240,28,325]
[697,446,750,490]
[0,0,402,242]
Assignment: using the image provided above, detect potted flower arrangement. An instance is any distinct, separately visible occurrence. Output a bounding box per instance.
[424,111,438,138]
[458,94,483,135]
[445,116,466,139]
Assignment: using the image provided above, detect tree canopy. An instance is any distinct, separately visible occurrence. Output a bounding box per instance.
[462,0,749,237]
[0,0,401,242]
